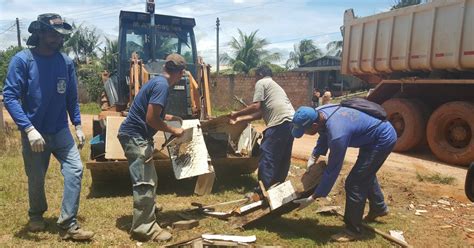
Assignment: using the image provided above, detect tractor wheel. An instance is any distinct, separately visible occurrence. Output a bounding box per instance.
[427,101,474,166]
[382,98,427,152]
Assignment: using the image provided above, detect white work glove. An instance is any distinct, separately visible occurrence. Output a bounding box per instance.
[75,125,85,150]
[306,155,317,171]
[25,126,45,152]
[293,195,316,210]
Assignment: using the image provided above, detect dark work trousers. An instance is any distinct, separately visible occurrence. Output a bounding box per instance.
[343,147,394,234]
[258,121,294,189]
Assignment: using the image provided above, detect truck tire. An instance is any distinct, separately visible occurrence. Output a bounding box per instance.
[466,162,474,202]
[427,101,474,166]
[382,98,426,152]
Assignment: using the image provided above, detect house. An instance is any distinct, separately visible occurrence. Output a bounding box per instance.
[292,56,368,96]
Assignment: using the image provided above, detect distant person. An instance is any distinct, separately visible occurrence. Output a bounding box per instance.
[3,13,94,240]
[229,65,295,197]
[292,104,397,242]
[311,88,321,108]
[117,54,186,242]
[322,87,332,105]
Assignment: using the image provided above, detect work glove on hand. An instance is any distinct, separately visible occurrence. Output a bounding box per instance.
[293,195,316,210]
[306,155,317,171]
[75,125,86,150]
[25,126,46,152]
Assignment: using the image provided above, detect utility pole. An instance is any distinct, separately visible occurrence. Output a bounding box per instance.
[216,17,220,74]
[16,18,21,48]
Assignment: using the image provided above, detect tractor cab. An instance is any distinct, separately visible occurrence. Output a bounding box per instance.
[115,10,199,118]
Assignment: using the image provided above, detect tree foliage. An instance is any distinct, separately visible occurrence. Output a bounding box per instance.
[63,23,101,64]
[0,46,23,89]
[220,29,280,74]
[326,40,343,57]
[98,38,118,73]
[391,0,423,10]
[285,39,322,69]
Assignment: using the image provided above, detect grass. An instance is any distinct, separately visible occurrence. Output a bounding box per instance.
[416,172,456,185]
[0,126,470,247]
[79,102,101,115]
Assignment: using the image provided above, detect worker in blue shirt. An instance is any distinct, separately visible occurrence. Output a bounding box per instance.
[117,53,186,242]
[292,104,397,242]
[3,13,94,240]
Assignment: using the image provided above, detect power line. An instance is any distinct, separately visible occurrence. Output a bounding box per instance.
[195,0,285,18]
[0,23,16,35]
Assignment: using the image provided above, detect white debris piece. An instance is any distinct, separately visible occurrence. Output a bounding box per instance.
[201,234,256,243]
[389,230,407,245]
[415,209,428,216]
[437,199,451,206]
[409,204,415,210]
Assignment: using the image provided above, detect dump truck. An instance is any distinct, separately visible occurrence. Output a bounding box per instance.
[341,0,474,166]
[85,4,260,186]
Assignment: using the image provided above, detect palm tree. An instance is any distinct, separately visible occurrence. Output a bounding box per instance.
[63,24,101,64]
[326,40,343,57]
[285,39,322,69]
[220,29,280,74]
[99,38,118,73]
[391,0,423,10]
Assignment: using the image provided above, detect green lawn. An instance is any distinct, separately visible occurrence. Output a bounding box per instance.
[0,125,470,247]
[79,103,101,115]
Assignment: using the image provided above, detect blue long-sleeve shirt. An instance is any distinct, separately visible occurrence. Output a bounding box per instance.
[3,49,81,134]
[311,104,397,198]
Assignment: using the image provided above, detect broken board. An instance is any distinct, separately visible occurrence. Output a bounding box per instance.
[228,161,327,229]
[104,116,168,160]
[168,119,212,179]
[267,181,297,210]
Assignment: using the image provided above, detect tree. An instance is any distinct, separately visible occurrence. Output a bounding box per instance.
[220,29,280,74]
[326,40,343,57]
[99,38,118,73]
[63,24,101,64]
[391,0,423,10]
[0,46,23,89]
[285,39,322,69]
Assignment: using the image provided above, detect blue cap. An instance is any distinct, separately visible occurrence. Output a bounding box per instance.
[291,106,318,138]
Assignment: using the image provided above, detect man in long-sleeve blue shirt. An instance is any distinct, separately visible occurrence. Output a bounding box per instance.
[3,13,93,241]
[291,104,397,242]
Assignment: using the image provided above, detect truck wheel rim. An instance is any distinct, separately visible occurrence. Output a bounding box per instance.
[446,118,471,149]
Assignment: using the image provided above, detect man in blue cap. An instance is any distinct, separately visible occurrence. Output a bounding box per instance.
[291,104,397,242]
[3,13,93,240]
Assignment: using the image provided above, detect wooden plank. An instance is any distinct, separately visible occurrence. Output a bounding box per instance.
[266,181,297,210]
[169,119,212,179]
[105,116,126,160]
[228,161,327,229]
[194,171,215,196]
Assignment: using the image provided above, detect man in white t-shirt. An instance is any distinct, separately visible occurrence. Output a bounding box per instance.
[229,65,295,196]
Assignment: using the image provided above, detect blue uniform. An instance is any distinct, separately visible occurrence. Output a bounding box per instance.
[3,49,81,134]
[118,75,169,139]
[312,104,397,234]
[3,49,84,230]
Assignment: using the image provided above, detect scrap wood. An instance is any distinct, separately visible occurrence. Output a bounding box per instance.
[201,234,256,243]
[191,198,248,209]
[332,211,412,248]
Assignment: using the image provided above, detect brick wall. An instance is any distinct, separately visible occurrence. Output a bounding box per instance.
[209,72,312,111]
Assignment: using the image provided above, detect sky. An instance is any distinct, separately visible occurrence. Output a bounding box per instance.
[0,0,396,68]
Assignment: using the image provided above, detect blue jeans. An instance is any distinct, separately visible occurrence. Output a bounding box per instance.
[343,147,394,234]
[258,121,294,189]
[21,127,83,230]
[118,134,162,241]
